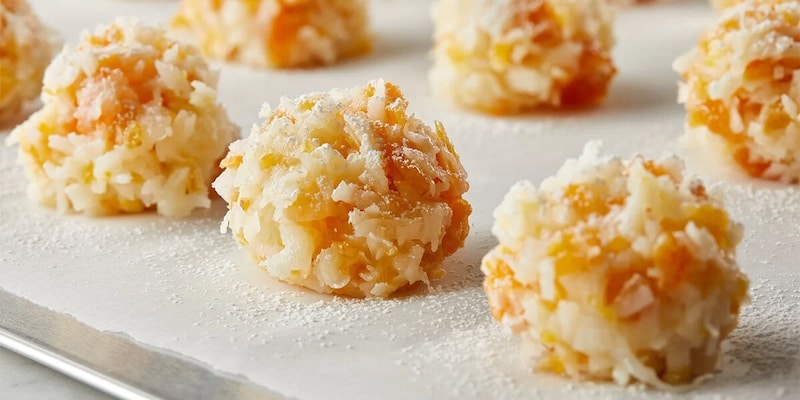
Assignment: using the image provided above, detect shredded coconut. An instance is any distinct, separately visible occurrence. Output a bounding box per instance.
[213,79,472,298]
[429,0,616,114]
[675,0,800,183]
[6,18,240,217]
[0,0,59,121]
[482,142,750,388]
[170,0,372,69]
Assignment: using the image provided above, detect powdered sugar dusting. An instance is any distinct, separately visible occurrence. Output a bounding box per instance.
[3,135,799,399]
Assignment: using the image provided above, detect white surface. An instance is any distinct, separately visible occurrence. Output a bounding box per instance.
[0,348,110,400]
[1,0,799,399]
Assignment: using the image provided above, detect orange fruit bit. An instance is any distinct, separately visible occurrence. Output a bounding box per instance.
[733,147,771,178]
[653,233,692,291]
[560,48,616,107]
[267,3,310,68]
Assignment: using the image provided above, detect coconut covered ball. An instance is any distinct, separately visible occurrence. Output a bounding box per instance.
[7,19,240,217]
[709,0,761,12]
[482,143,749,387]
[213,80,472,298]
[675,1,800,182]
[0,0,59,121]
[170,0,371,69]
[608,0,657,6]
[429,0,616,114]
[710,0,738,10]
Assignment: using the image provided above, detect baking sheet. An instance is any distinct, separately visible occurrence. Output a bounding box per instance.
[0,287,281,400]
[1,0,798,399]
